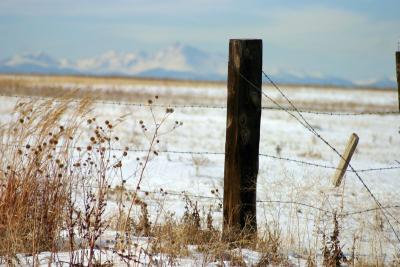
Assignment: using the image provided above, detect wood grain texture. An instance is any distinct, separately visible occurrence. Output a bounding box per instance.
[223,39,262,240]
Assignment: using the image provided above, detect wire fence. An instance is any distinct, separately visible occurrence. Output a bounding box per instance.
[0,93,398,116]
[117,187,400,219]
[0,73,400,229]
[2,142,400,174]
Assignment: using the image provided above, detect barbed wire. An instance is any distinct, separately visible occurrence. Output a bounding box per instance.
[91,185,400,218]
[0,93,398,116]
[2,142,399,173]
[341,205,400,217]
[258,152,400,173]
[82,183,400,221]
[0,93,226,110]
[130,188,400,218]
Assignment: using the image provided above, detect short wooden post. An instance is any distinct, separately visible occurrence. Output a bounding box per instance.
[223,39,262,240]
[396,51,400,112]
[332,133,359,187]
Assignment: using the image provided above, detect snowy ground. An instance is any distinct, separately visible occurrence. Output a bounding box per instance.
[0,81,399,266]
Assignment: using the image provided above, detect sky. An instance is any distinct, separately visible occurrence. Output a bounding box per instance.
[0,0,399,81]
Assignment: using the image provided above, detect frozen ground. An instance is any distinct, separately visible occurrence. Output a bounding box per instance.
[0,82,399,266]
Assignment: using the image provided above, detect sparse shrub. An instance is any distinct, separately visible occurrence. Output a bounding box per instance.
[66,116,136,266]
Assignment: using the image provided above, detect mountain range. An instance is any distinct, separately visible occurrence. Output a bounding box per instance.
[0,43,396,88]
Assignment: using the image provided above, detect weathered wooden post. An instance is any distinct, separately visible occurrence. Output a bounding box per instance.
[332,133,359,187]
[223,39,262,240]
[396,51,400,112]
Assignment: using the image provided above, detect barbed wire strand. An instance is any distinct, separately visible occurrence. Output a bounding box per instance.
[123,188,317,214]
[0,93,398,116]
[132,188,400,218]
[2,142,399,173]
[258,152,400,173]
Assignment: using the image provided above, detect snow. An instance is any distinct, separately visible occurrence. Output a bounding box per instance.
[0,83,399,266]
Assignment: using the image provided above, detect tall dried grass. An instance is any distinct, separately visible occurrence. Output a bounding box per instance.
[0,96,91,264]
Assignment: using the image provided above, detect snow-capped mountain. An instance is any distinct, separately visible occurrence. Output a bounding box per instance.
[0,52,78,75]
[2,52,59,68]
[66,43,227,79]
[0,44,396,88]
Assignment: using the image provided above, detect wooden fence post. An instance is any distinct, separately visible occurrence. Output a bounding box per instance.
[332,133,359,187]
[396,51,400,112]
[223,39,262,240]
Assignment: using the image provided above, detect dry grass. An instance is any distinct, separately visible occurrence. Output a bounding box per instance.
[0,73,225,88]
[0,74,225,104]
[119,194,289,266]
[0,96,91,264]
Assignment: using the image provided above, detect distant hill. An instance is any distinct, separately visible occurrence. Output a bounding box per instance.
[0,44,396,88]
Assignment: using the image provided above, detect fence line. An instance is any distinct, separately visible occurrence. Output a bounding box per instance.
[0,93,398,116]
[2,142,399,174]
[73,185,400,219]
[1,76,399,230]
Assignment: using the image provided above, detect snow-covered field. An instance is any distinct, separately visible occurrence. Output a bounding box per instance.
[0,81,399,266]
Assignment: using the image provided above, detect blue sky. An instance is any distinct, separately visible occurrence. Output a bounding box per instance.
[0,0,399,81]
